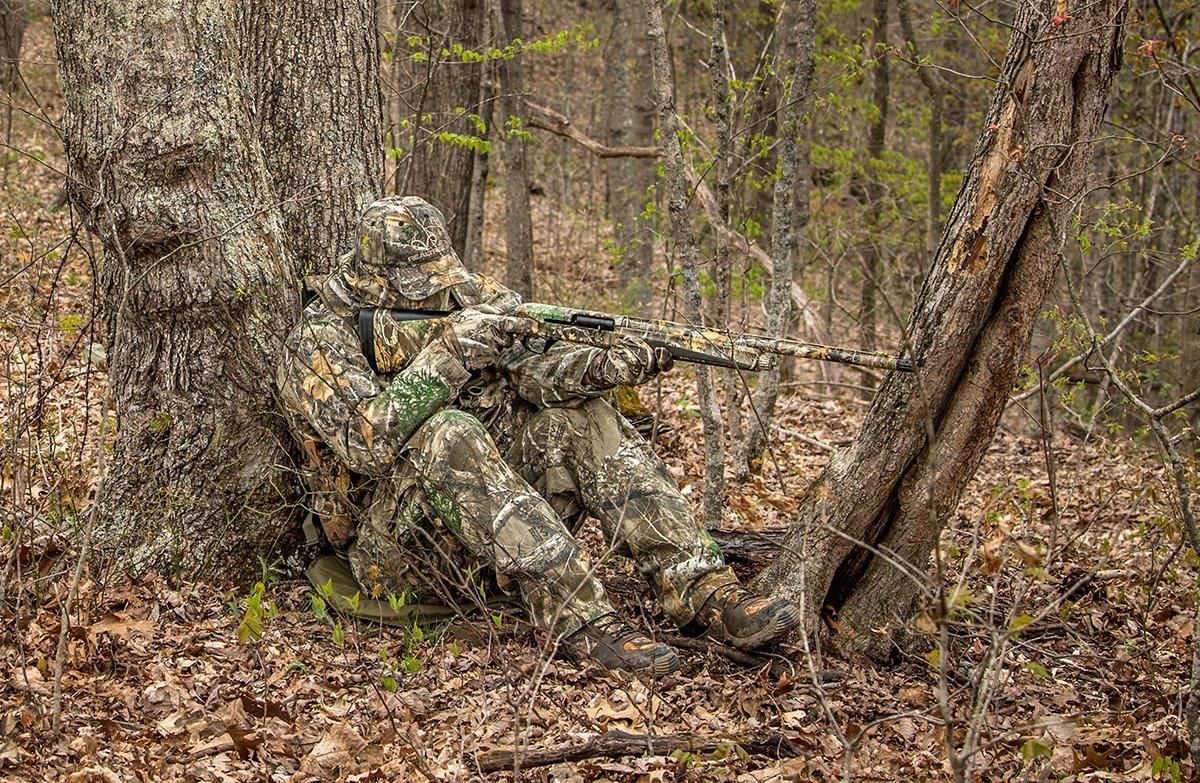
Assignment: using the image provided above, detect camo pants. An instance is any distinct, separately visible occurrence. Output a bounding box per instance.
[346,399,736,636]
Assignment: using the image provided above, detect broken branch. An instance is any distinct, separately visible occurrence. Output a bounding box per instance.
[473,729,802,773]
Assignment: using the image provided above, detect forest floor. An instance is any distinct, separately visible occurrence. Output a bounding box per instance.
[2,17,1196,783]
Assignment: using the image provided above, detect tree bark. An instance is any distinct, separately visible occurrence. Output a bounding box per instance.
[236,0,382,275]
[490,0,534,297]
[54,0,381,579]
[602,0,655,309]
[394,0,486,256]
[759,0,1129,660]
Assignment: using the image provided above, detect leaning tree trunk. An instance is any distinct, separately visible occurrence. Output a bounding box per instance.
[394,0,486,256]
[759,0,1128,660]
[54,0,381,579]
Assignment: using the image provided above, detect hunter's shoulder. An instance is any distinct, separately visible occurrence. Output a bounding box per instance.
[285,298,357,352]
[451,273,522,312]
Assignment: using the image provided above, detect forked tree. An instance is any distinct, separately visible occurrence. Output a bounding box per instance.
[759,0,1130,660]
[53,0,382,577]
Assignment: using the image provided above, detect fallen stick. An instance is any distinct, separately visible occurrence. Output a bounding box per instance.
[658,633,771,669]
[473,729,802,773]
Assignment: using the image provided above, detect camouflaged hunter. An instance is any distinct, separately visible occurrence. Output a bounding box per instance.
[276,196,802,676]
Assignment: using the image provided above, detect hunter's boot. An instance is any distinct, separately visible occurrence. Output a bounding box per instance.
[692,583,802,650]
[564,614,680,677]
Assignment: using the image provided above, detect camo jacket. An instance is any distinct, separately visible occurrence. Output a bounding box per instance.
[276,271,615,549]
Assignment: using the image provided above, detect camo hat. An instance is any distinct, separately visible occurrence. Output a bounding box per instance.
[347,196,471,301]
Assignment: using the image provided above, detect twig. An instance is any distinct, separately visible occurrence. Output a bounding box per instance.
[658,633,770,668]
[1010,252,1191,405]
[776,425,837,453]
[472,729,802,773]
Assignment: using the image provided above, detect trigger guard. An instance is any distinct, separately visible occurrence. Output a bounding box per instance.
[522,336,551,354]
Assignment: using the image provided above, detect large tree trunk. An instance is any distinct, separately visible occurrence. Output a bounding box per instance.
[393,0,485,257]
[760,0,1128,660]
[237,0,382,274]
[54,0,381,579]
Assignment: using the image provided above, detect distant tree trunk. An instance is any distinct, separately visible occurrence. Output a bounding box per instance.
[463,60,494,272]
[0,0,25,88]
[395,0,486,257]
[703,0,732,524]
[896,0,946,267]
[54,0,381,579]
[733,0,816,478]
[644,0,726,523]
[859,0,889,363]
[759,0,1129,660]
[1,0,27,174]
[603,0,654,310]
[490,0,534,297]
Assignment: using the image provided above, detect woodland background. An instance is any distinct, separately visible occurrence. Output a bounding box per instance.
[1,0,1198,779]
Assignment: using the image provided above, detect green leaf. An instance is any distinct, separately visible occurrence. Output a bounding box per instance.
[236,613,262,644]
[331,622,344,648]
[1020,738,1052,762]
[381,674,398,693]
[310,595,327,621]
[1024,660,1049,678]
[1008,614,1035,633]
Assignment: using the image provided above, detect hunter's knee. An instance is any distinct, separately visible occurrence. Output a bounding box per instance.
[409,409,495,470]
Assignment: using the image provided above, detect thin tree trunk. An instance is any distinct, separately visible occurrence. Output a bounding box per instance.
[859,0,890,365]
[896,0,946,268]
[603,0,654,309]
[396,0,486,254]
[705,0,732,525]
[759,0,1129,660]
[643,0,724,524]
[54,0,381,579]
[734,0,816,478]
[1,0,27,180]
[463,56,494,272]
[0,0,25,90]
[490,0,534,297]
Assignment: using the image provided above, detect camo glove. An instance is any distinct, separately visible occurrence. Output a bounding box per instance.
[441,309,513,371]
[587,334,674,390]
